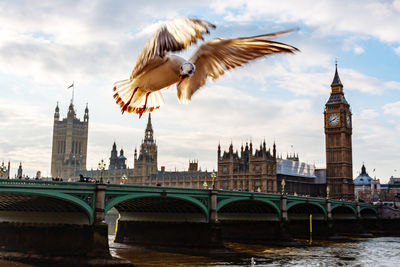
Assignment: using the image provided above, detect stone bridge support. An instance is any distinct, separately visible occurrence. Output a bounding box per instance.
[326,199,334,236]
[0,182,111,259]
[91,184,109,257]
[280,194,290,240]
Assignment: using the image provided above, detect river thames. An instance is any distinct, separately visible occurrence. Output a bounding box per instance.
[1,236,399,266]
[109,236,400,266]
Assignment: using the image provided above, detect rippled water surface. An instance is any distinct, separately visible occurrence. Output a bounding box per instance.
[110,236,400,266]
[2,236,399,266]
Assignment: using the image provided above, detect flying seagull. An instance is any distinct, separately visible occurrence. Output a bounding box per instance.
[113,18,298,118]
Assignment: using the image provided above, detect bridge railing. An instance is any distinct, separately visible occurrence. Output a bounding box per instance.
[0,178,96,189]
[105,183,211,195]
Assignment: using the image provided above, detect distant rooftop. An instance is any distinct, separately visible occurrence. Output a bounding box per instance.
[277,158,316,178]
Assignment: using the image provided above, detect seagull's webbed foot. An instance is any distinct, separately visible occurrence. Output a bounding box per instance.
[121,87,138,114]
[138,92,151,119]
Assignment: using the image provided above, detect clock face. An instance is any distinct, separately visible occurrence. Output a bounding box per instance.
[346,114,351,126]
[328,114,339,126]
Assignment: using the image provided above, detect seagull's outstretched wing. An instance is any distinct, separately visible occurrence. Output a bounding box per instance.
[177,30,299,102]
[131,18,215,79]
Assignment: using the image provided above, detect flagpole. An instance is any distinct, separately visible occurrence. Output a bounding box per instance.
[72,81,75,104]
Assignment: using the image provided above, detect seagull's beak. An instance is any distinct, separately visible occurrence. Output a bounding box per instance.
[178,74,188,86]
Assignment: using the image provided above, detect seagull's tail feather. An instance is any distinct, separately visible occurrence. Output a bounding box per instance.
[113,79,164,116]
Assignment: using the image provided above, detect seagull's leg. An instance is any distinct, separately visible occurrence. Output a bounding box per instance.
[138,92,151,118]
[122,87,138,114]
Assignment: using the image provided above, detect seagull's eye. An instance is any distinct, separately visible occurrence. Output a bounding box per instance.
[188,70,192,74]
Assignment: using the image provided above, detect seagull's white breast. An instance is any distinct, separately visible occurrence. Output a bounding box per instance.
[134,55,185,92]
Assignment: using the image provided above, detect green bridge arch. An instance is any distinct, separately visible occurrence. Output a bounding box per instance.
[331,204,358,216]
[286,200,328,219]
[0,188,94,224]
[105,193,209,220]
[217,197,281,218]
[360,206,378,216]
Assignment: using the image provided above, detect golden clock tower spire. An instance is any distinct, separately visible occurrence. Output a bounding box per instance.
[324,64,354,200]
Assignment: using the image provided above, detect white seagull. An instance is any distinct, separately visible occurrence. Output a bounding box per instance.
[113,18,298,118]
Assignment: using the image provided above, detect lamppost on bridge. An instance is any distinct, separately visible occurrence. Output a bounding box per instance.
[0,162,7,179]
[211,172,217,190]
[121,174,127,184]
[203,179,208,189]
[281,179,286,195]
[98,159,106,184]
[326,185,330,199]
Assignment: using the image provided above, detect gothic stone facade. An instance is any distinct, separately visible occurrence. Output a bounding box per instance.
[217,141,277,192]
[51,102,89,179]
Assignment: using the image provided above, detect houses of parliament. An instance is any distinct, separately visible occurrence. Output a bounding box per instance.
[50,66,354,200]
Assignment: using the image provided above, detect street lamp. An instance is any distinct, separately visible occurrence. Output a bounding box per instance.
[211,172,217,190]
[98,159,106,184]
[326,185,330,199]
[0,162,6,179]
[281,179,286,195]
[121,174,127,184]
[203,179,208,189]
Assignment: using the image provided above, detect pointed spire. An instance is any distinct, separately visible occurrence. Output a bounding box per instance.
[273,141,276,158]
[84,103,89,122]
[331,61,343,87]
[144,113,154,142]
[54,102,60,119]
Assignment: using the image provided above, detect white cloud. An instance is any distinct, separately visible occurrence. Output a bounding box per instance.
[395,46,400,55]
[354,46,365,54]
[383,101,400,117]
[360,109,379,119]
[0,0,399,183]
[212,0,400,43]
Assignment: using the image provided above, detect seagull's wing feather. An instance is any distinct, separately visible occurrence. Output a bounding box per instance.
[131,18,215,79]
[177,31,299,101]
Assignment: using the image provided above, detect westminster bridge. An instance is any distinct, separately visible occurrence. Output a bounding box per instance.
[0,179,396,258]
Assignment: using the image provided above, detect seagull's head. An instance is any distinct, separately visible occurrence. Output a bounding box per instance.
[178,62,195,86]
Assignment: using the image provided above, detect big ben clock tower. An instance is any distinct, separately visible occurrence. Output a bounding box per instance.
[324,64,354,200]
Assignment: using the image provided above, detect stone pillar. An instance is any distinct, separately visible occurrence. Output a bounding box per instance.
[280,194,290,240]
[94,184,106,223]
[327,199,332,220]
[91,184,109,256]
[209,190,218,222]
[326,199,334,237]
[356,203,361,218]
[281,194,288,221]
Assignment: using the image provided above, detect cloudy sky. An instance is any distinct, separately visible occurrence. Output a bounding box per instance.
[0,0,399,182]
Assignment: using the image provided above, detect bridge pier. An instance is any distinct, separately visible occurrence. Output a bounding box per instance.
[326,199,335,237]
[279,194,291,240]
[0,223,111,258]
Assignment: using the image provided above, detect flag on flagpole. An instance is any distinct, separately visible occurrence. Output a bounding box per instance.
[67,82,74,89]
